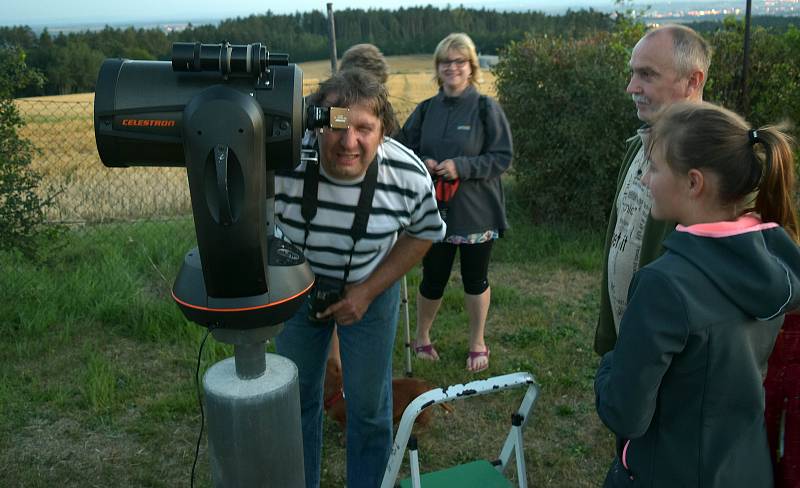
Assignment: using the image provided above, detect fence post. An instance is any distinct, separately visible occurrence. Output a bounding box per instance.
[327,3,338,75]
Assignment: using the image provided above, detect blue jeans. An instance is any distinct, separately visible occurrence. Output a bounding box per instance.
[276,281,400,488]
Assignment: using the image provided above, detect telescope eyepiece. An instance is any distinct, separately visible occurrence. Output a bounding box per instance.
[172,42,289,77]
[306,106,350,131]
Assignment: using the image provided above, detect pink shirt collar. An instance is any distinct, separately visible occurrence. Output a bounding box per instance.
[676,213,778,238]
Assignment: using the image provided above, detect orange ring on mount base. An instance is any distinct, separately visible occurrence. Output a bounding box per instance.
[171,280,314,313]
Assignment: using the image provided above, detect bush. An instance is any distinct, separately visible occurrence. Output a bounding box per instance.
[706,21,800,195]
[495,18,800,229]
[706,20,800,133]
[495,21,645,228]
[0,46,54,255]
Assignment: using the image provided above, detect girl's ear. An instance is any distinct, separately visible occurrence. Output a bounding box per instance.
[687,168,705,197]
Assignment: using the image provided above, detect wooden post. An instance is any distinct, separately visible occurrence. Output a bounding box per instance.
[327,3,338,75]
[742,0,752,115]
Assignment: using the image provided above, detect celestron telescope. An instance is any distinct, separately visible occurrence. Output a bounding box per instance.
[94,41,342,487]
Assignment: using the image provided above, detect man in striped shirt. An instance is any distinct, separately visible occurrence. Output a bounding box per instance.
[274,69,445,488]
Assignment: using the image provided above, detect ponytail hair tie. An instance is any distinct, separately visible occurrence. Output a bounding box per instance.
[748,129,761,146]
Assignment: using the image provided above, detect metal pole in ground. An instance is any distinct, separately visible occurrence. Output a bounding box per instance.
[741,0,753,115]
[402,275,413,377]
[326,3,338,75]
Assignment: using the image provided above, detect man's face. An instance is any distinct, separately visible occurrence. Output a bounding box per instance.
[626,32,692,123]
[318,96,383,180]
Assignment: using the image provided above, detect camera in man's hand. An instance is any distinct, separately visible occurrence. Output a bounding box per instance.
[308,275,345,323]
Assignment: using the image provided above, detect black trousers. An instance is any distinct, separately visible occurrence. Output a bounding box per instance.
[419,240,494,299]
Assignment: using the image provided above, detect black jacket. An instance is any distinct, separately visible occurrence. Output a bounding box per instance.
[398,85,513,236]
[595,217,800,487]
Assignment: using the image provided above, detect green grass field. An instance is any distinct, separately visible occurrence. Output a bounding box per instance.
[0,185,614,487]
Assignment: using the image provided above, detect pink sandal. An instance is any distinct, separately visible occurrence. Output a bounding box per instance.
[467,347,490,373]
[413,342,440,361]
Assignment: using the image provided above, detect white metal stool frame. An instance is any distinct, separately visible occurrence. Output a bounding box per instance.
[380,371,540,488]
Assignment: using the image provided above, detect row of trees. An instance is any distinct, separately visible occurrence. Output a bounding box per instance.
[0,7,614,96]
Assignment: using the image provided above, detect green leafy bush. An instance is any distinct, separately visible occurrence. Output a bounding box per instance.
[0,46,53,255]
[495,21,645,228]
[496,18,800,229]
[706,20,800,133]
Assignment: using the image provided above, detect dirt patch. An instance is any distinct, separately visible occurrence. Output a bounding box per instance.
[492,263,598,303]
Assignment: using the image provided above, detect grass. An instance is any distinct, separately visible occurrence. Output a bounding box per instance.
[1,220,226,486]
[0,197,615,486]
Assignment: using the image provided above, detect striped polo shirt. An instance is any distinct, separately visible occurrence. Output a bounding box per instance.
[275,137,446,283]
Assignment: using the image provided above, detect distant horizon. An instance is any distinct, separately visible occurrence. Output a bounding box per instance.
[2,1,639,28]
[0,0,692,29]
[4,0,797,30]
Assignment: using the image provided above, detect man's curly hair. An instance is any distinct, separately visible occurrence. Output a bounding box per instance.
[317,68,397,136]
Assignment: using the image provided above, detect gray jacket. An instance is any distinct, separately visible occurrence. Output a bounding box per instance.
[596,221,800,487]
[398,85,513,236]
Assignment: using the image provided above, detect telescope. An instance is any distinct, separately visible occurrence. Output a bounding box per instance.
[94,41,331,329]
[93,41,343,487]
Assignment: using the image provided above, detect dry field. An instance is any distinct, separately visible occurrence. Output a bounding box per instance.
[16,56,496,224]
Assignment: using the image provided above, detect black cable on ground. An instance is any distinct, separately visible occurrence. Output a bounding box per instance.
[191,325,216,488]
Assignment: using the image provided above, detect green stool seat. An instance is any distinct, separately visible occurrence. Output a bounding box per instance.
[399,460,514,488]
[381,373,538,488]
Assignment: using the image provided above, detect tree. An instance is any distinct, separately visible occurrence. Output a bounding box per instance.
[47,39,105,94]
[706,19,800,130]
[704,19,800,184]
[0,46,54,255]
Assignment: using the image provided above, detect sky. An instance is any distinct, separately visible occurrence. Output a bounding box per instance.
[3,0,622,27]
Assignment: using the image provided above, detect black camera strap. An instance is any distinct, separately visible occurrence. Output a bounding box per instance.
[300,157,379,283]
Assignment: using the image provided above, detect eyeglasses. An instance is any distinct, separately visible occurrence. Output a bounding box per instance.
[439,58,468,68]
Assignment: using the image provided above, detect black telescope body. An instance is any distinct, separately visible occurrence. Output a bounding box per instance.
[94,42,315,329]
[95,42,302,169]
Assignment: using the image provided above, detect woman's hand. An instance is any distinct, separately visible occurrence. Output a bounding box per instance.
[424,158,438,175]
[435,159,458,180]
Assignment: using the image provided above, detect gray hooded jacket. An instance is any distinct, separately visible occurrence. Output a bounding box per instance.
[595,218,800,487]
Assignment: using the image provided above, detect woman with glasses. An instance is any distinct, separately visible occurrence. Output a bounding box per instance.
[398,32,513,373]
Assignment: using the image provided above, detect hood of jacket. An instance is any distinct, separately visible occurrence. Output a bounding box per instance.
[663,214,800,320]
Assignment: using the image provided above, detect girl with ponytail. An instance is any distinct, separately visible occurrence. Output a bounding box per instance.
[595,101,800,488]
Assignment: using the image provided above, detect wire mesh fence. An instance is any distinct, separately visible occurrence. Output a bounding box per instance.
[17,99,192,230]
[15,93,426,251]
[16,90,423,230]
